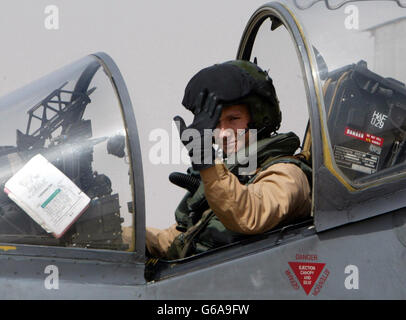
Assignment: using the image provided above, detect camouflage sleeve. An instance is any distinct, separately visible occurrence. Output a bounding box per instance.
[199,162,311,234]
[146,224,181,258]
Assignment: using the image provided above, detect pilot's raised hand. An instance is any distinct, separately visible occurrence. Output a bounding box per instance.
[174,90,223,171]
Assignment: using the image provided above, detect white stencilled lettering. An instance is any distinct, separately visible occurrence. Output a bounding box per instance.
[371,111,388,129]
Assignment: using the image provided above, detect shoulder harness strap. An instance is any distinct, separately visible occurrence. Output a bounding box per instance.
[248,154,312,187]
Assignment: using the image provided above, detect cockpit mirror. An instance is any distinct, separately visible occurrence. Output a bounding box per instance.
[107,134,126,158]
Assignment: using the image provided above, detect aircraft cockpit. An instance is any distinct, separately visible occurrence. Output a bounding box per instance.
[144,0,406,282]
[0,54,143,254]
[0,1,405,298]
[235,0,406,234]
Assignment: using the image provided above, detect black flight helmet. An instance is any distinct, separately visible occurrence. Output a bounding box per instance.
[182,60,282,138]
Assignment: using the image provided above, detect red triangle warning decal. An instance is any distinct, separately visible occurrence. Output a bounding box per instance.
[288,262,325,295]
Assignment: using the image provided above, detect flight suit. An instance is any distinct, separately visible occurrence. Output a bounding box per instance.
[146,160,311,258]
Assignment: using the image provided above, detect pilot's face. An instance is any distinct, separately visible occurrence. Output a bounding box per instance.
[214,104,251,155]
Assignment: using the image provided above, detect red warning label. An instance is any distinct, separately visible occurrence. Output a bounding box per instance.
[288,262,326,295]
[344,127,384,147]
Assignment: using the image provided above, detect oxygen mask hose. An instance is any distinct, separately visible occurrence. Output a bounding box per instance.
[169,172,201,194]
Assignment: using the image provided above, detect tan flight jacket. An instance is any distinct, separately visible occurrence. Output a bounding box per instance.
[146,162,311,258]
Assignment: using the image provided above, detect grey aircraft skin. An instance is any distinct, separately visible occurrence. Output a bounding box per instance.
[0,0,405,300]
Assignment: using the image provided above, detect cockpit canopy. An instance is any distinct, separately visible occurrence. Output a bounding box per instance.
[238,0,406,231]
[279,0,406,184]
[0,55,142,251]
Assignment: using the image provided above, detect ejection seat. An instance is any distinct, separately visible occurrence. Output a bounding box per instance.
[320,60,406,182]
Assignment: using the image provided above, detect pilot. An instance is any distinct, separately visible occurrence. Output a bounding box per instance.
[146,60,311,259]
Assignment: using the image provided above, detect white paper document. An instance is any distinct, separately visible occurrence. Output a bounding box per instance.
[4,154,90,238]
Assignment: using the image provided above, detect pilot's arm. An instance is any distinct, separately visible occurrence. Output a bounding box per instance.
[199,161,311,234]
[145,162,311,258]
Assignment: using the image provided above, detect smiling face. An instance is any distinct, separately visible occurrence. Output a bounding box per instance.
[214,104,251,155]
